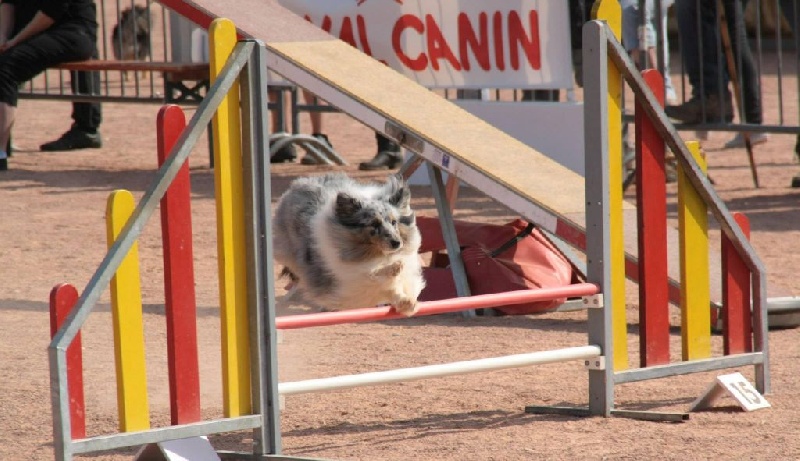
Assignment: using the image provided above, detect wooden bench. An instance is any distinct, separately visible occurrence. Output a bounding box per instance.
[53,60,210,104]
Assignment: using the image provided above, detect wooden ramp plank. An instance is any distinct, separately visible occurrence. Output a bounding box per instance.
[269,40,590,218]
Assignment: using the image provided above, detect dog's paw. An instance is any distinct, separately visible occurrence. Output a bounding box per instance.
[393,298,419,317]
[372,261,403,278]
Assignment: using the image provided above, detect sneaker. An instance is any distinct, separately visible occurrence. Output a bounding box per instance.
[723,132,769,149]
[665,94,734,124]
[300,133,333,165]
[40,128,102,151]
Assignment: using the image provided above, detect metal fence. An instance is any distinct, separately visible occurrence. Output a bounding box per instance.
[664,0,798,138]
[15,0,800,150]
[17,0,192,104]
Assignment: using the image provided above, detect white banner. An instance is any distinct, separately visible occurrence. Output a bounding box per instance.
[277,0,574,89]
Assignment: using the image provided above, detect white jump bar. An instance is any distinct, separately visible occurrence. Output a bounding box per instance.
[279,345,602,395]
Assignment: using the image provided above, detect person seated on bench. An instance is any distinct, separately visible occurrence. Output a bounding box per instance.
[0,0,102,163]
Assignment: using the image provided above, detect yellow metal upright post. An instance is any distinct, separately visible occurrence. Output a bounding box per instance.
[594,0,628,370]
[678,141,711,360]
[209,18,252,417]
[107,190,150,431]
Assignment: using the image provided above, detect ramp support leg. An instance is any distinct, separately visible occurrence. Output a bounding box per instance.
[427,163,475,318]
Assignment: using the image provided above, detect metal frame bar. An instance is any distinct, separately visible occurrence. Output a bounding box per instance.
[241,40,282,456]
[426,164,475,318]
[614,352,764,384]
[72,416,262,454]
[582,20,614,417]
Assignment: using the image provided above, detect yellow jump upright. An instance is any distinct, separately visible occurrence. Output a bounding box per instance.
[678,141,711,360]
[209,17,252,417]
[594,0,628,371]
[106,190,150,432]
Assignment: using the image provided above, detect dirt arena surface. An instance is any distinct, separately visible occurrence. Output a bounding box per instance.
[2,53,800,461]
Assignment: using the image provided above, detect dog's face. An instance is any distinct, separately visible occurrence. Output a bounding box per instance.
[113,6,151,59]
[334,193,405,258]
[120,6,150,31]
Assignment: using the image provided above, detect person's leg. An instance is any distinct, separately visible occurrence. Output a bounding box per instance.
[620,1,638,52]
[1,27,93,155]
[71,42,103,135]
[674,0,723,97]
[777,0,800,185]
[721,0,768,147]
[12,25,100,151]
[71,69,102,133]
[40,65,103,151]
[299,89,334,165]
[302,90,329,142]
[667,0,732,123]
[658,1,678,103]
[725,0,761,124]
[779,0,797,32]
[0,57,22,162]
[269,88,296,163]
[0,102,16,160]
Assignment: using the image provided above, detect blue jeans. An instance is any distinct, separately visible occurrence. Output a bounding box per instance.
[674,0,761,123]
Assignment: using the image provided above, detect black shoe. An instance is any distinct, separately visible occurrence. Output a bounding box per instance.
[665,94,734,124]
[40,128,102,151]
[300,133,333,165]
[270,141,296,163]
[792,175,800,188]
[358,150,403,171]
[0,157,7,171]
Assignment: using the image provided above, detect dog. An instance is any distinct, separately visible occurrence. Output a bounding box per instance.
[273,173,425,316]
[111,5,151,80]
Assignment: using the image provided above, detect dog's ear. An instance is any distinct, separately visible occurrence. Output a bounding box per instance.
[335,192,363,220]
[387,178,411,212]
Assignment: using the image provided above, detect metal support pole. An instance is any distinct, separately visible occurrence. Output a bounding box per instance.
[241,40,282,454]
[426,164,475,318]
[583,20,615,417]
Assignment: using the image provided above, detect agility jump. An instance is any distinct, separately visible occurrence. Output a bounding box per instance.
[48,0,769,459]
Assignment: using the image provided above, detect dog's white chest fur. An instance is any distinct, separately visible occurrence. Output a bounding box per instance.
[315,223,423,312]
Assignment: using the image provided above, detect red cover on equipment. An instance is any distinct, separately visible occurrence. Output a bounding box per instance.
[417,217,573,314]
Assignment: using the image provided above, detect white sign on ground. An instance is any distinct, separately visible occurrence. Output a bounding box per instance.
[690,372,771,413]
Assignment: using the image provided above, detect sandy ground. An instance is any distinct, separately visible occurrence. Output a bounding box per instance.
[1,10,800,458]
